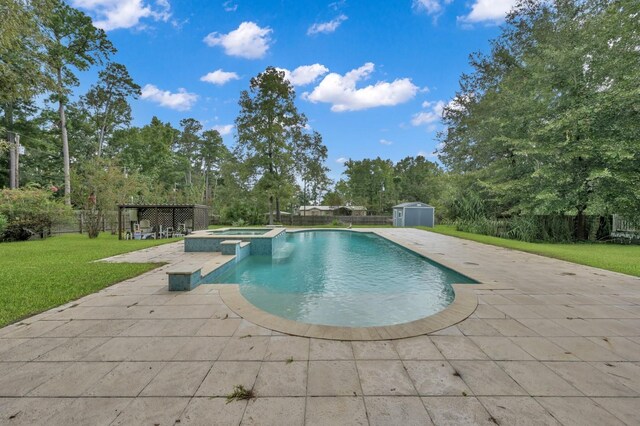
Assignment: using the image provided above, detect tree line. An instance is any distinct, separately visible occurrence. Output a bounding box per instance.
[0,1,333,233]
[438,0,639,240]
[2,0,638,242]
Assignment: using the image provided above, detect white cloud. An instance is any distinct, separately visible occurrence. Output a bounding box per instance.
[140,84,198,111]
[203,22,272,59]
[379,139,393,145]
[212,124,234,135]
[200,69,240,85]
[72,0,171,31]
[412,0,453,18]
[411,100,445,126]
[336,157,347,164]
[446,94,472,113]
[413,0,442,15]
[222,0,237,12]
[304,63,419,112]
[277,64,329,86]
[458,0,517,24]
[418,150,437,158]
[307,14,347,35]
[329,0,346,11]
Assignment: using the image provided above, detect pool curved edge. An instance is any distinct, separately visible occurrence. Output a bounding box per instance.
[219,282,499,341]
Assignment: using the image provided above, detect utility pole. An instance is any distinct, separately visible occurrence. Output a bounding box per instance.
[8,131,19,189]
[8,131,16,189]
[15,133,20,188]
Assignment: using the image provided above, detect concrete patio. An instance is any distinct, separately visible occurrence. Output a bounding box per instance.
[1,228,639,425]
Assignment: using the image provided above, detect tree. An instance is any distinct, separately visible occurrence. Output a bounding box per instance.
[439,0,640,239]
[295,131,331,208]
[200,129,228,205]
[1,1,53,190]
[72,158,153,238]
[0,0,53,105]
[80,62,140,157]
[235,67,308,224]
[176,118,203,188]
[394,156,443,205]
[110,116,178,182]
[38,0,114,205]
[342,157,396,214]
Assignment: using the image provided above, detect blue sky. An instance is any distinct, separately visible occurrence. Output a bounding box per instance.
[71,0,515,180]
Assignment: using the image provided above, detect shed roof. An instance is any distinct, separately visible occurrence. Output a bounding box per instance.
[299,205,336,211]
[393,202,433,208]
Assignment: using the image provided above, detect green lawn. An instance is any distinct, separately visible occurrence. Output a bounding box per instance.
[0,233,180,327]
[419,225,640,277]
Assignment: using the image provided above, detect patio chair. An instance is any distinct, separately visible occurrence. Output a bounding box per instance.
[138,219,155,239]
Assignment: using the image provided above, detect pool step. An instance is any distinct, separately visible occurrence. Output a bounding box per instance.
[167,241,251,291]
[201,255,236,277]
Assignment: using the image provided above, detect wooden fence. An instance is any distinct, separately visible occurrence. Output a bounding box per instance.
[612,214,640,239]
[50,211,118,235]
[287,215,392,226]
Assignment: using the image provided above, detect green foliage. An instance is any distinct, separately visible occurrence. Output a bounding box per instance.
[231,218,247,227]
[38,0,115,204]
[454,214,595,243]
[0,187,71,241]
[0,0,54,103]
[0,213,7,235]
[439,0,640,239]
[235,67,314,224]
[421,225,640,277]
[295,131,331,206]
[221,199,264,225]
[337,155,443,215]
[0,233,175,326]
[78,62,140,156]
[72,157,156,238]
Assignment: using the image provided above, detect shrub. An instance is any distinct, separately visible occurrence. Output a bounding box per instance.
[455,215,583,243]
[221,200,264,225]
[0,214,7,235]
[0,187,72,241]
[231,218,247,227]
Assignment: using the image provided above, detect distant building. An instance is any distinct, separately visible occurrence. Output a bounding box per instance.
[298,205,367,217]
[393,202,435,227]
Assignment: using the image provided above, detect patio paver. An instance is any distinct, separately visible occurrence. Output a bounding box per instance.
[1,229,639,424]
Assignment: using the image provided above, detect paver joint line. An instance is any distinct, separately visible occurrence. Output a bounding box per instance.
[1,228,639,425]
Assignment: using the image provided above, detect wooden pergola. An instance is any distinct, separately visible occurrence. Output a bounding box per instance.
[117,204,209,240]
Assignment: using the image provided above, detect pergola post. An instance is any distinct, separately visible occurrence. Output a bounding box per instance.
[154,207,159,239]
[118,205,122,240]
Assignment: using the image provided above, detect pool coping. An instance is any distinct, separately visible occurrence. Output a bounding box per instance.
[217,229,511,340]
[187,227,285,239]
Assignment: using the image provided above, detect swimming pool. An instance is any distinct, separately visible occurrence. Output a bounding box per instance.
[209,230,476,327]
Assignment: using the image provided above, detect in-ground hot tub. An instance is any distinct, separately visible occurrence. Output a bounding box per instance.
[209,228,271,236]
[184,227,286,255]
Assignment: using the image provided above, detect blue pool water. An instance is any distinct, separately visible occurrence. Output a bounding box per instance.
[209,228,270,236]
[210,231,476,327]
